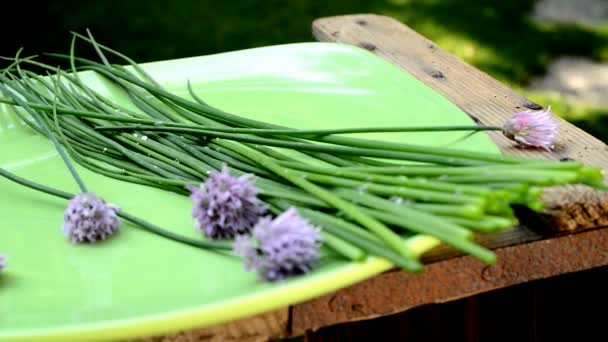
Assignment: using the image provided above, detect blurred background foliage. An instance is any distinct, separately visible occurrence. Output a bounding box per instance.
[3,0,607,141]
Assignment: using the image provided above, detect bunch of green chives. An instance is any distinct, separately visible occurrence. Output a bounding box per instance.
[0,31,604,274]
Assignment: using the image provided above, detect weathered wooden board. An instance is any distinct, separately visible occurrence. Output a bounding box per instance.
[292,227,608,335]
[312,14,608,233]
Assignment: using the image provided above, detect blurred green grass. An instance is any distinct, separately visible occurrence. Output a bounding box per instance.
[3,0,608,141]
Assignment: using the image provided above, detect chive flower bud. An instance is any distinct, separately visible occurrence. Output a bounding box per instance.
[503,108,559,150]
[63,193,121,243]
[234,207,322,282]
[187,166,266,240]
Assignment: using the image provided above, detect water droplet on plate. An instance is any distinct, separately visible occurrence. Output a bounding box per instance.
[357,184,369,194]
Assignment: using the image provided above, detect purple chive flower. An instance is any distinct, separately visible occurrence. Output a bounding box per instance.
[187,166,266,240]
[0,255,6,271]
[63,193,121,244]
[503,107,559,150]
[234,207,322,282]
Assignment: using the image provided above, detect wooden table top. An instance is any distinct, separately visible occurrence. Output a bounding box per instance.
[140,14,608,342]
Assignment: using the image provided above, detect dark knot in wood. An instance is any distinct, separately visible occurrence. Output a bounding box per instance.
[358,41,376,51]
[523,101,543,110]
[429,70,445,79]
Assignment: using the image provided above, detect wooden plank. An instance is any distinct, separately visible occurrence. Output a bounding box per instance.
[136,308,289,342]
[312,14,608,233]
[291,227,608,335]
[304,266,608,341]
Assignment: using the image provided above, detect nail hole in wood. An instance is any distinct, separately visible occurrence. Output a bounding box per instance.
[429,70,445,79]
[358,41,376,51]
[523,101,543,110]
[355,19,367,26]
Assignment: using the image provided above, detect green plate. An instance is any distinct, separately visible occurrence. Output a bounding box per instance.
[0,43,500,341]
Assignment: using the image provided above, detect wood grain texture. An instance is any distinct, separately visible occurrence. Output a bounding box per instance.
[292,227,608,335]
[135,308,289,342]
[312,14,608,233]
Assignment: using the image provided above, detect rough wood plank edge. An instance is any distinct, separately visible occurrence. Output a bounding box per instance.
[291,227,608,335]
[540,185,608,232]
[312,14,608,233]
[135,308,289,342]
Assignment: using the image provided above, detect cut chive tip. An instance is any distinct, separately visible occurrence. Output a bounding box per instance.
[578,167,604,184]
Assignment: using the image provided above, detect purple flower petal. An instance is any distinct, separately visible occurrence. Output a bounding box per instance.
[63,193,121,244]
[188,166,266,240]
[0,255,6,271]
[503,107,560,150]
[234,207,322,282]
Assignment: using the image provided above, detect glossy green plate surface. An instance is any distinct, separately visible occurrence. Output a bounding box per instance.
[0,43,500,341]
